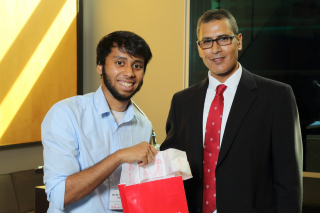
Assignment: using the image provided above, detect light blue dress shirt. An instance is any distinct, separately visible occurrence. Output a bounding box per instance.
[41,86,152,213]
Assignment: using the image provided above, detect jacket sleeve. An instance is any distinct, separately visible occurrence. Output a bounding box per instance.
[271,85,303,213]
[160,94,180,151]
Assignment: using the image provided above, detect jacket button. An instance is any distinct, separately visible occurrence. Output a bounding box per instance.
[197,208,201,212]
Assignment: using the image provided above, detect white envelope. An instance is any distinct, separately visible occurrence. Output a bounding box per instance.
[120,148,193,186]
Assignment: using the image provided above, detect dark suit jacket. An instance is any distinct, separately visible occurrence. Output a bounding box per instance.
[160,68,303,213]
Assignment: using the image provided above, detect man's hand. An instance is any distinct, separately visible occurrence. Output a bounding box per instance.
[117,142,157,166]
[64,142,156,207]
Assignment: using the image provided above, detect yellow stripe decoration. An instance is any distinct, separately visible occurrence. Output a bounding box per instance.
[0,0,76,140]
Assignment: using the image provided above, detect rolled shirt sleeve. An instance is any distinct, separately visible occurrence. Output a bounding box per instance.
[42,104,80,210]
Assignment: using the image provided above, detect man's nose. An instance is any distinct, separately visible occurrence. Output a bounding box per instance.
[123,66,135,77]
[211,40,222,54]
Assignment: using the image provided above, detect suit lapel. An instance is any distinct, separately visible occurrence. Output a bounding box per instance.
[217,69,257,166]
[187,78,209,163]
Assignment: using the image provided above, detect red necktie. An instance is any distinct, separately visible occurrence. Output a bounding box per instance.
[203,84,227,213]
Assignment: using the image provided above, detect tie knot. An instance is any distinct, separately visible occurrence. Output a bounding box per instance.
[216,84,227,95]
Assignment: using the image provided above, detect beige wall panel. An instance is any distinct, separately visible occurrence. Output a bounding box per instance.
[0,143,43,174]
[83,0,187,143]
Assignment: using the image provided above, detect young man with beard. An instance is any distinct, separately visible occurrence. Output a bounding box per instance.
[41,31,157,213]
[161,9,302,213]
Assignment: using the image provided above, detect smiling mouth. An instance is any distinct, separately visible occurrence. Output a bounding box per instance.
[211,57,224,63]
[118,80,134,88]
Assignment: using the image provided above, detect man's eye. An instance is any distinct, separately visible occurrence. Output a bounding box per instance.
[203,40,212,44]
[116,61,124,65]
[133,64,143,69]
[219,36,229,41]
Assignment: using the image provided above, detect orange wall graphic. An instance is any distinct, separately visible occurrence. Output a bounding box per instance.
[0,0,77,146]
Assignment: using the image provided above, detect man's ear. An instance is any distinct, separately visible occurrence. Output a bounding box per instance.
[237,33,243,51]
[96,65,102,75]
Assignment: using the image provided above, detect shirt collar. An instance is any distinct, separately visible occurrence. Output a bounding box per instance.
[125,102,140,124]
[94,85,111,115]
[94,85,139,123]
[208,62,242,92]
[93,85,111,115]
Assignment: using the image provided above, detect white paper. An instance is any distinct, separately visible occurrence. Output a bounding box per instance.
[120,148,192,186]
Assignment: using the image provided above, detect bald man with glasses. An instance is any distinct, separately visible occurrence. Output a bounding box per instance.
[161,9,302,213]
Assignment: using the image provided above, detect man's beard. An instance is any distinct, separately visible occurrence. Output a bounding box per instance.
[102,66,143,101]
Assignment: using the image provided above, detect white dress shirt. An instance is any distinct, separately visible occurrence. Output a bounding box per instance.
[202,63,242,212]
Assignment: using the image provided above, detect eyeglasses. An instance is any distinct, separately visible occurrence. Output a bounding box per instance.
[197,35,236,49]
